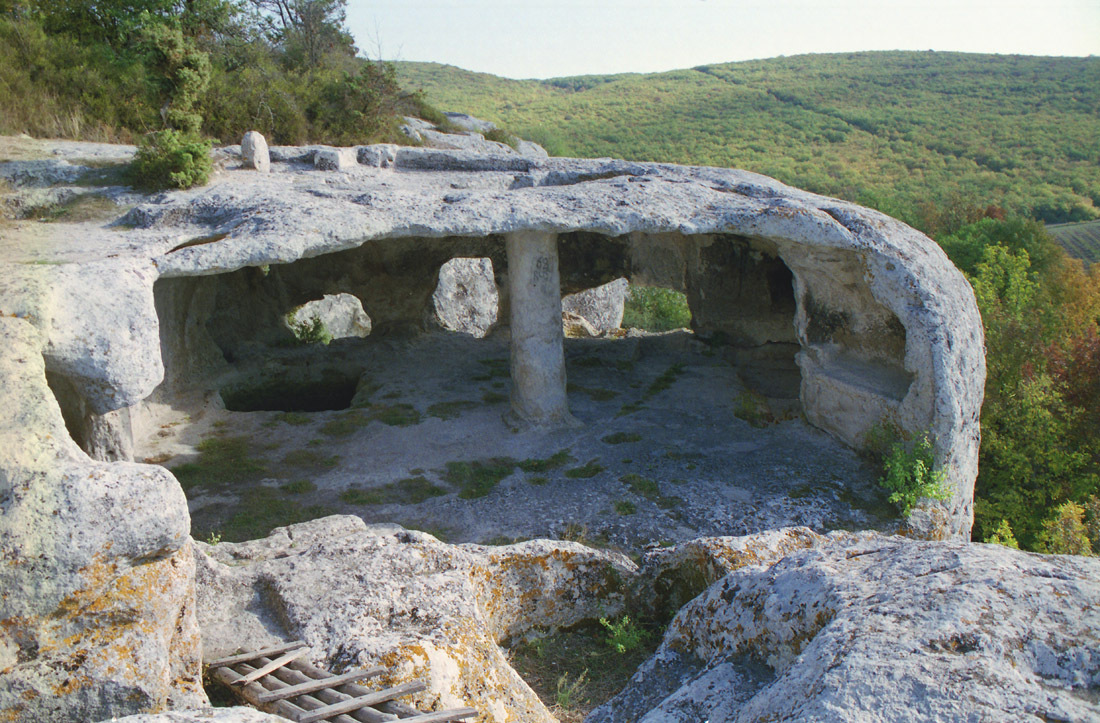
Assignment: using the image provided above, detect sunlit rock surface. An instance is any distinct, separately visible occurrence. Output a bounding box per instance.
[591,537,1100,723]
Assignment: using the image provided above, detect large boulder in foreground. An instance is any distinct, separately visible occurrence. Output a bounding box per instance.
[194,516,636,723]
[0,317,203,721]
[591,537,1100,723]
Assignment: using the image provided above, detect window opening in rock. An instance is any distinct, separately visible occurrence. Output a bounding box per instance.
[432,257,500,338]
[620,284,693,333]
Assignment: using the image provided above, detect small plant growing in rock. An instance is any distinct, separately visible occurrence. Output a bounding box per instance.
[555,670,588,710]
[614,500,637,515]
[734,390,774,428]
[599,615,648,654]
[879,433,950,516]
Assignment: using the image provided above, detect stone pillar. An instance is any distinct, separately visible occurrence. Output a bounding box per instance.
[506,230,573,426]
[83,406,135,462]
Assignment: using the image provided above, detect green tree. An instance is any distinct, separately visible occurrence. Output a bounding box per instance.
[139,20,211,133]
[1036,501,1093,556]
[248,0,355,69]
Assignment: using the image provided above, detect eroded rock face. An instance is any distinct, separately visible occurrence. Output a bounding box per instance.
[591,537,1100,723]
[194,516,636,723]
[0,317,204,721]
[117,145,981,535]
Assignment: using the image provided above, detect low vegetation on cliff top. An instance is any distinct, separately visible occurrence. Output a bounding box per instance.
[0,0,437,148]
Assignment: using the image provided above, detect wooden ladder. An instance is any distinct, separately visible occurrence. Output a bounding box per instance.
[207,641,478,723]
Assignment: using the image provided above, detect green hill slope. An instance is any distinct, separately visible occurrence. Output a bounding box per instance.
[1047,220,1100,264]
[396,52,1100,226]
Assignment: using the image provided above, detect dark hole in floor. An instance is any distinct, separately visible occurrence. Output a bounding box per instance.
[221,375,359,412]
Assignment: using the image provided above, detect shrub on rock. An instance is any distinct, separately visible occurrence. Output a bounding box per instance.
[130,130,212,190]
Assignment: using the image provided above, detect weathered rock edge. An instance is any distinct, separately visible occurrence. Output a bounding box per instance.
[0,316,204,721]
[590,538,1100,723]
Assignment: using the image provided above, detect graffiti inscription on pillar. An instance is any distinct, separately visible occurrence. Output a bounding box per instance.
[532,255,553,285]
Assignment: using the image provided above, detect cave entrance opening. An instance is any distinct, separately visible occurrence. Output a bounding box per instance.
[134,231,891,550]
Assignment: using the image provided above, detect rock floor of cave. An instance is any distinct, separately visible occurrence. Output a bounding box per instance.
[136,329,897,551]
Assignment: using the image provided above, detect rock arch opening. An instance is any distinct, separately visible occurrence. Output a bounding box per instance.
[132,228,914,548]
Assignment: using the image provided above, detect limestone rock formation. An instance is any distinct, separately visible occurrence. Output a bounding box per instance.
[591,537,1100,723]
[314,147,357,171]
[432,257,500,337]
[0,134,988,720]
[289,293,372,340]
[0,318,204,721]
[241,131,270,173]
[194,516,636,723]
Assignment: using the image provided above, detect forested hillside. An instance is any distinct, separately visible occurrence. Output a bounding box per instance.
[397,52,1100,227]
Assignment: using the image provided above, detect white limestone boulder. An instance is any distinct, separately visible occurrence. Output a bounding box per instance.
[241,131,270,173]
[562,278,627,334]
[432,257,499,338]
[591,537,1100,723]
[313,147,357,171]
[287,293,371,340]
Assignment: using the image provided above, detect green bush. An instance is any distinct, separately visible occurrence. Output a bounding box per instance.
[130,130,212,190]
[621,286,692,332]
[288,313,334,345]
[984,519,1019,549]
[879,434,950,516]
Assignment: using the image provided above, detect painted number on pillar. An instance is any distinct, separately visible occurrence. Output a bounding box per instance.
[533,255,552,283]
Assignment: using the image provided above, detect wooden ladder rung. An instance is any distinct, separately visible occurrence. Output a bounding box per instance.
[296,681,427,723]
[394,708,479,723]
[207,640,308,668]
[255,666,386,703]
[232,648,309,685]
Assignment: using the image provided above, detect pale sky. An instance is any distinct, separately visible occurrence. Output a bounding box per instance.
[346,0,1100,79]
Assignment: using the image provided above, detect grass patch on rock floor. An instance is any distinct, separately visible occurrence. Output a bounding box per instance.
[565,458,605,479]
[340,476,449,506]
[508,620,660,723]
[444,458,519,499]
[217,488,333,542]
[170,436,266,491]
[427,400,479,420]
[518,449,574,473]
